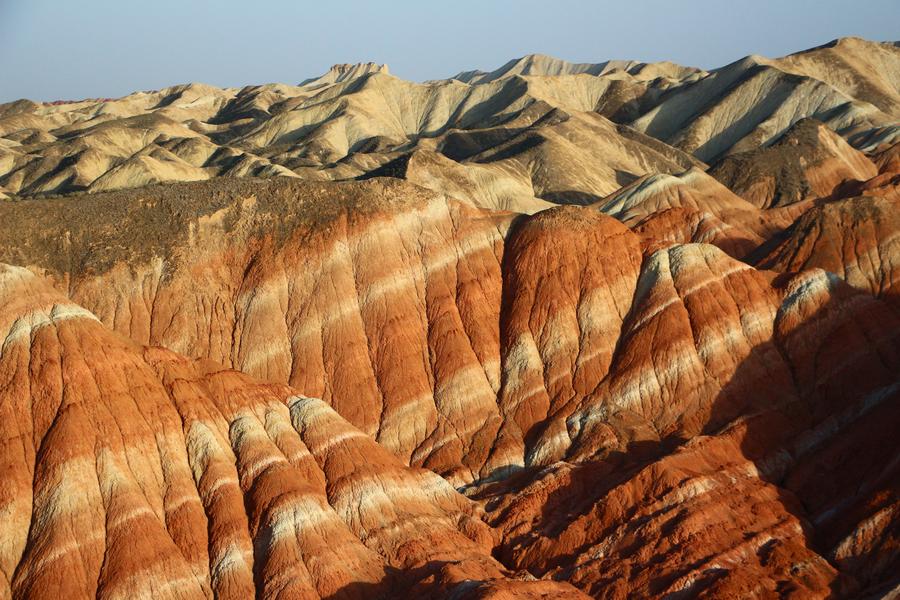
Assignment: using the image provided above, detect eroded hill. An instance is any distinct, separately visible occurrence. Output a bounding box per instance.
[0,36,899,600]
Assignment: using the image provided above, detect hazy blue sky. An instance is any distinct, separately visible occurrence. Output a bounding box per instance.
[1,0,898,102]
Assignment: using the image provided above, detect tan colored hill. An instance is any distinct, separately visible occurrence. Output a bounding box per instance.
[0,66,697,201]
[449,53,700,84]
[628,38,900,161]
[594,166,768,224]
[3,37,895,204]
[591,165,782,259]
[299,62,389,88]
[361,148,555,213]
[366,107,703,212]
[773,37,900,119]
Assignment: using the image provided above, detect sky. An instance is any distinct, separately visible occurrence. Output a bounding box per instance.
[1,0,898,102]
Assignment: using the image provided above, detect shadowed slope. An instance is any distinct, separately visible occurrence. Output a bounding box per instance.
[476,269,900,598]
[627,39,900,162]
[709,119,879,209]
[756,195,900,303]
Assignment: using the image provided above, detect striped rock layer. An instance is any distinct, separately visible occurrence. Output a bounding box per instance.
[0,263,585,599]
[0,167,898,598]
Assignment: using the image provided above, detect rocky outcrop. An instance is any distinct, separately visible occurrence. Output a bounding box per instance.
[757,195,900,302]
[476,268,900,599]
[0,263,586,599]
[709,119,879,209]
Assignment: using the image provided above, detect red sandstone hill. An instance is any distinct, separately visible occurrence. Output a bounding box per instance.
[1,37,899,600]
[0,166,898,598]
[0,263,586,599]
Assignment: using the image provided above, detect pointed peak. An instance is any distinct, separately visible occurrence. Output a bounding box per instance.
[300,62,389,87]
[327,62,389,76]
[513,53,557,64]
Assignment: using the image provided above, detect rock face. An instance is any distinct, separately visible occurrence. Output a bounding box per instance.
[477,267,900,599]
[1,163,898,597]
[2,36,900,600]
[0,263,586,599]
[709,119,879,209]
[757,195,900,302]
[0,178,517,485]
[627,39,900,162]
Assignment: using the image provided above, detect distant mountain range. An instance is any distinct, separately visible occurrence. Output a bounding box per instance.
[1,37,897,205]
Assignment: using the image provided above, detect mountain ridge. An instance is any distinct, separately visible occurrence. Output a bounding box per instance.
[3,37,896,203]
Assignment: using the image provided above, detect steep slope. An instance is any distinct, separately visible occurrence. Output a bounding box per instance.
[451,54,699,85]
[629,50,897,162]
[709,118,879,209]
[874,141,900,173]
[3,173,898,466]
[234,73,536,157]
[822,140,900,204]
[486,207,644,473]
[772,37,900,119]
[478,267,900,598]
[0,109,295,196]
[1,179,794,483]
[0,263,585,599]
[756,195,900,302]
